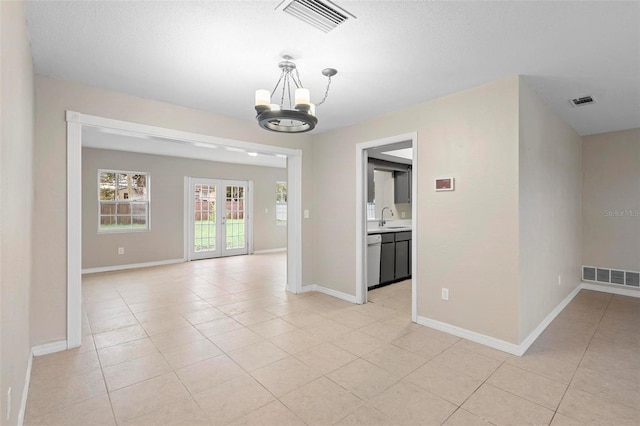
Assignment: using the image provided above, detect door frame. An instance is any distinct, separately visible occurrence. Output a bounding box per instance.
[66,111,303,348]
[355,132,418,322]
[185,177,253,260]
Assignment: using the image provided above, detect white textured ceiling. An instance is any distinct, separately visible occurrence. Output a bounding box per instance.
[25,1,640,136]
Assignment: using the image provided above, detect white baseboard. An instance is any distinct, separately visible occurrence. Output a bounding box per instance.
[301,284,358,304]
[17,351,33,426]
[253,248,287,255]
[581,282,640,298]
[82,258,184,274]
[32,340,68,356]
[20,341,68,424]
[416,316,523,356]
[417,284,582,357]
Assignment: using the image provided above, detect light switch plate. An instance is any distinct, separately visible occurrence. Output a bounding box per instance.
[304,209,310,219]
[441,288,449,300]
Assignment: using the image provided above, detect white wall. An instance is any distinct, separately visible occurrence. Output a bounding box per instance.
[82,148,287,269]
[518,79,583,340]
[582,128,640,278]
[1,1,34,423]
[32,75,313,347]
[314,77,522,343]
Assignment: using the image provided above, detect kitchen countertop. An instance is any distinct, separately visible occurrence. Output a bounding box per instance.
[368,226,412,234]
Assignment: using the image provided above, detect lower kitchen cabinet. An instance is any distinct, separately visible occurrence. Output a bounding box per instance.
[394,231,412,281]
[395,239,409,278]
[378,230,412,285]
[380,240,396,284]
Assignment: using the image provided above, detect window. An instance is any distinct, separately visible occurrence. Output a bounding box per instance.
[276,181,287,226]
[367,202,376,220]
[98,170,150,232]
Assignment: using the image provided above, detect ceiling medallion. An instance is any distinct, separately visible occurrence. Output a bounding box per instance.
[254,56,337,133]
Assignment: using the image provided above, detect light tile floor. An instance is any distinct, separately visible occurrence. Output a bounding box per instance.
[25,253,640,425]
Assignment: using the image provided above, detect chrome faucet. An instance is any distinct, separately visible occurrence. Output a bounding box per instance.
[379,207,394,227]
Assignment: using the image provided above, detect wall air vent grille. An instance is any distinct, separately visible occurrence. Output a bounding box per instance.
[279,0,354,33]
[583,266,640,289]
[596,268,610,283]
[570,95,596,107]
[582,266,596,281]
[610,270,625,285]
[627,272,640,287]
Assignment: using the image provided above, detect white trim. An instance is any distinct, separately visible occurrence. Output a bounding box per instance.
[286,152,303,294]
[17,352,33,426]
[355,147,367,304]
[416,284,581,357]
[66,111,304,347]
[82,258,185,274]
[410,138,418,322]
[67,117,82,349]
[355,132,418,320]
[301,284,358,304]
[581,282,640,298]
[417,315,522,356]
[184,177,191,261]
[247,180,254,255]
[253,248,287,254]
[66,111,300,156]
[32,340,68,356]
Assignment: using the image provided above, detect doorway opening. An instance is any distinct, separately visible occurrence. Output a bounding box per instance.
[67,111,303,348]
[355,133,418,322]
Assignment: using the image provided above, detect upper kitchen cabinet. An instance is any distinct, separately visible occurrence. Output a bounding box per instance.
[394,168,411,204]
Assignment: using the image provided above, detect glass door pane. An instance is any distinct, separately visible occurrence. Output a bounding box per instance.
[193,183,217,256]
[224,184,246,252]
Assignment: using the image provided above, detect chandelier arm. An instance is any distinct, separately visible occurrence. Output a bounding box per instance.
[271,70,285,98]
[294,68,303,89]
[280,73,288,107]
[316,75,332,106]
[286,76,293,111]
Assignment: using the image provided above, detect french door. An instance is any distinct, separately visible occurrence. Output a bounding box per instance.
[189,178,249,260]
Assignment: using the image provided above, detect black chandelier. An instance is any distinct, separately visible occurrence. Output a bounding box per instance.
[254,56,337,133]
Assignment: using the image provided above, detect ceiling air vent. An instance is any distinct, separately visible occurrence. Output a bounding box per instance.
[277,0,355,33]
[570,95,596,107]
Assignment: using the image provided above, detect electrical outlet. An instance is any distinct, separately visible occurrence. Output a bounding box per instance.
[441,288,449,301]
[118,247,125,255]
[264,208,268,213]
[401,211,406,218]
[6,387,11,420]
[304,209,310,219]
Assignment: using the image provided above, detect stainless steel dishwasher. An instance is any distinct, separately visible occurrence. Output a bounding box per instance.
[367,234,382,289]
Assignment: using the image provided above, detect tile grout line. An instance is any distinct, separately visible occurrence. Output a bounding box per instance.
[547,292,613,425]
